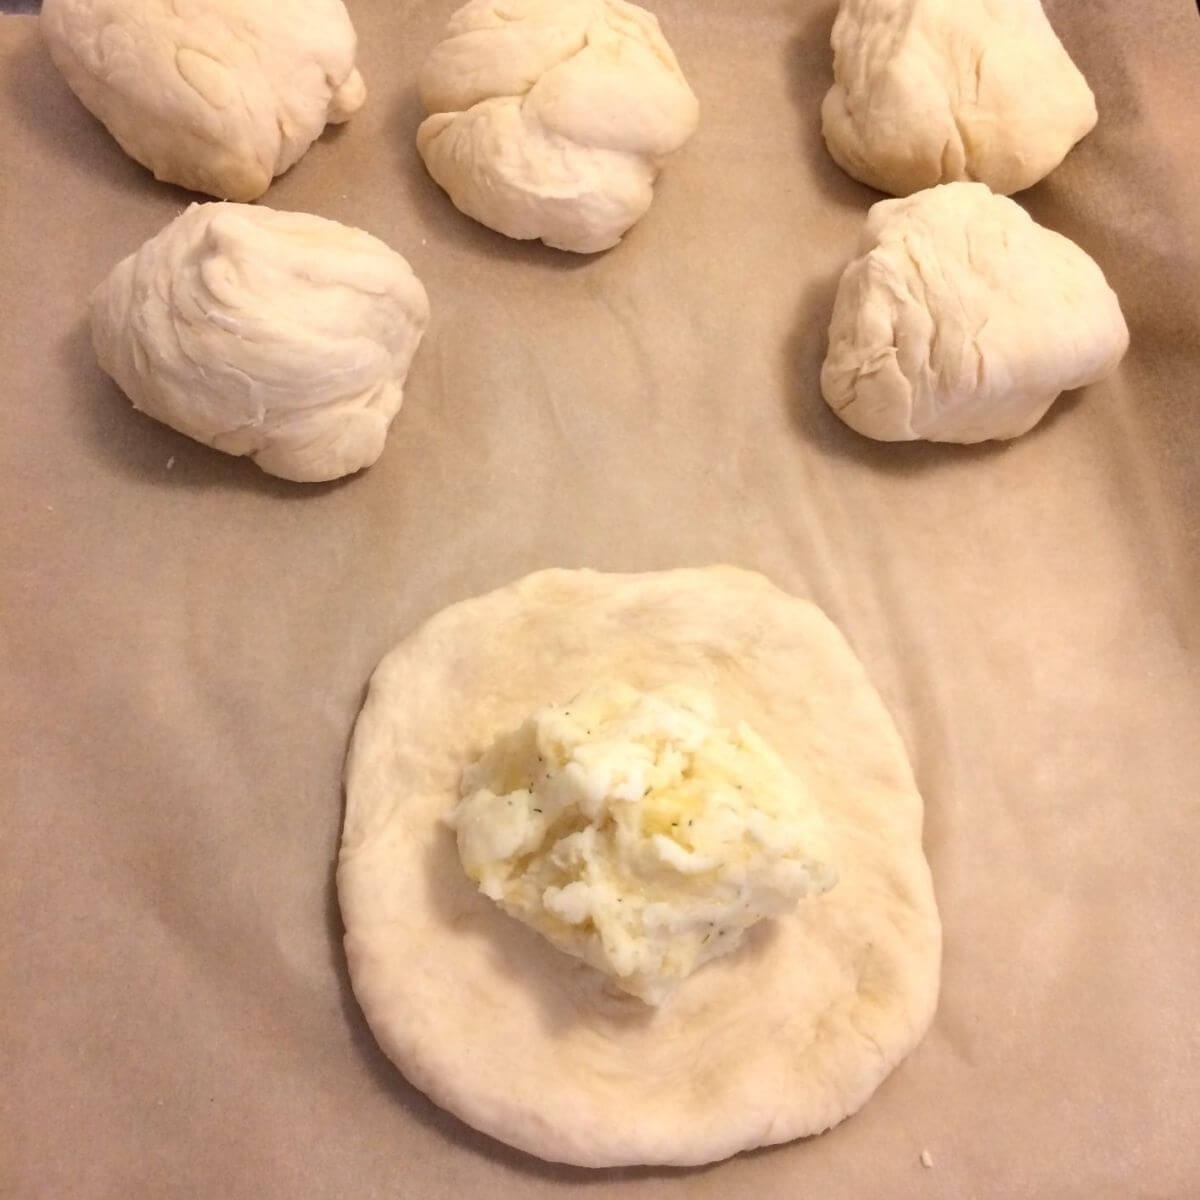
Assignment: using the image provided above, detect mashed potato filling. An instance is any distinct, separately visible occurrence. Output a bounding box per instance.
[451,683,836,1003]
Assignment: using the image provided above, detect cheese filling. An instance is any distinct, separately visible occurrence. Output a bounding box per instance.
[451,682,837,1003]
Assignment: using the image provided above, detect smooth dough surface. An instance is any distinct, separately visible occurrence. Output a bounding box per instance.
[822,0,1097,196]
[41,0,366,201]
[415,0,698,253]
[90,203,429,482]
[821,182,1128,443]
[339,567,941,1167]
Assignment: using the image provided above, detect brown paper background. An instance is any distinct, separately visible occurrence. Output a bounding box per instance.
[3,2,1199,1196]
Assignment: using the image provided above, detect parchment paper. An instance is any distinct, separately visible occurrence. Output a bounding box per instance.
[3,2,1198,1196]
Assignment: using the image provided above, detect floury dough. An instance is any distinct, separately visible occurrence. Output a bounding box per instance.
[339,567,941,1167]
[40,0,366,201]
[821,183,1129,443]
[415,0,699,254]
[90,204,429,483]
[821,0,1097,196]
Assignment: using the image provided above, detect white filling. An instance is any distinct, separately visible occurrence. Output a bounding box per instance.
[452,682,837,1003]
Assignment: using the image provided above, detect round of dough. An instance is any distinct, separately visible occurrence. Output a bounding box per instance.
[415,0,699,254]
[40,0,366,201]
[821,0,1097,197]
[821,183,1129,444]
[90,203,429,483]
[339,567,941,1167]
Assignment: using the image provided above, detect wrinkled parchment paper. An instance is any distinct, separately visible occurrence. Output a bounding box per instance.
[3,2,1198,1196]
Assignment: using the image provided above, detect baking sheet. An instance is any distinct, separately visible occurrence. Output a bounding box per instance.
[3,1,1199,1196]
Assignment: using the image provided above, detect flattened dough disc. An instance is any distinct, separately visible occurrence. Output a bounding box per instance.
[338,567,941,1167]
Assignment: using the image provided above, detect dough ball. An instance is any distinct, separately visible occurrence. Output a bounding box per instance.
[821,183,1128,443]
[41,0,366,201]
[821,0,1097,197]
[90,203,429,482]
[340,567,941,1167]
[415,0,699,254]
